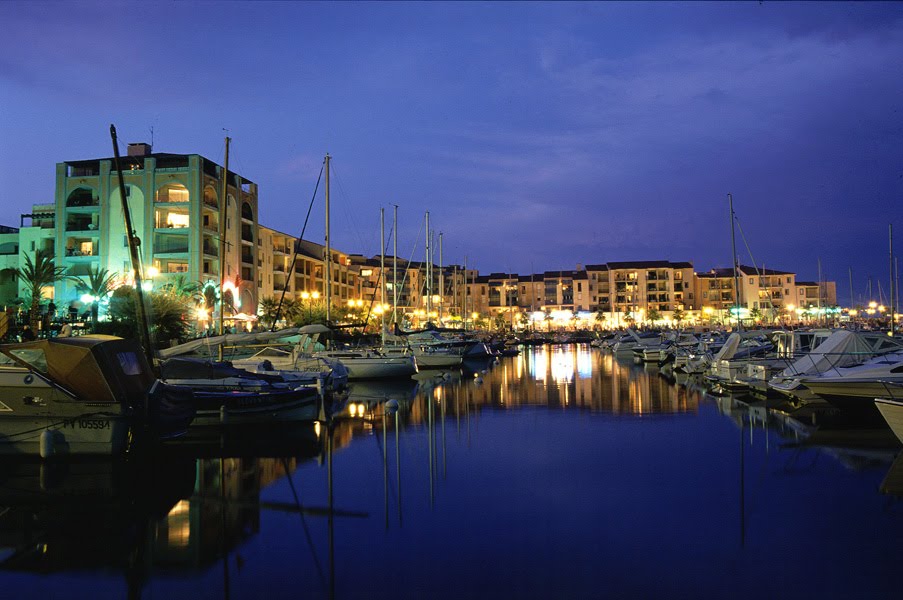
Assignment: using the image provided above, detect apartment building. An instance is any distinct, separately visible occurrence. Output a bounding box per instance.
[52,144,259,312]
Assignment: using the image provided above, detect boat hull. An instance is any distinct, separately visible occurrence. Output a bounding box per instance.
[875,399,903,443]
[0,368,130,456]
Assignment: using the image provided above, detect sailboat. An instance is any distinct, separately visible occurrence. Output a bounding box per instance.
[311,157,417,379]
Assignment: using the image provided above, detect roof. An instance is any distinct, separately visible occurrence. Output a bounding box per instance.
[737,265,793,276]
[63,152,255,185]
[607,260,687,270]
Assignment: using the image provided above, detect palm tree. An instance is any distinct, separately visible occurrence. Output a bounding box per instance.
[106,287,190,345]
[257,296,280,326]
[672,308,685,328]
[749,307,762,325]
[594,306,606,330]
[160,274,201,301]
[77,265,118,330]
[647,308,662,326]
[13,250,70,329]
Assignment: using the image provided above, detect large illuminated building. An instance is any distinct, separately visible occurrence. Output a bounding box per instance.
[0,144,841,331]
[52,143,259,314]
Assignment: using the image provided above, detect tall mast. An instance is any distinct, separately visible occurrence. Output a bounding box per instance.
[218,136,231,353]
[891,224,896,336]
[425,211,431,315]
[324,153,331,324]
[817,257,823,326]
[849,266,854,309]
[110,125,155,373]
[728,193,742,331]
[453,264,458,321]
[380,207,386,345]
[463,255,468,330]
[439,232,444,322]
[393,204,398,326]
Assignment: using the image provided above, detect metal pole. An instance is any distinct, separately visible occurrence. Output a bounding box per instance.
[393,204,398,326]
[891,224,895,336]
[324,154,331,325]
[425,212,431,315]
[110,125,155,373]
[728,193,742,331]
[218,136,230,359]
[439,232,444,322]
[380,207,386,345]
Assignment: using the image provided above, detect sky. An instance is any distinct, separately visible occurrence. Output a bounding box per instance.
[1,1,901,303]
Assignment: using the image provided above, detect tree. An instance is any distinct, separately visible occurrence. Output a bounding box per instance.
[159,274,201,301]
[672,308,685,328]
[623,309,636,328]
[594,306,607,330]
[518,311,530,331]
[104,287,190,346]
[749,307,762,325]
[493,313,507,332]
[76,265,118,330]
[543,309,553,332]
[257,296,280,327]
[647,308,662,326]
[13,250,71,329]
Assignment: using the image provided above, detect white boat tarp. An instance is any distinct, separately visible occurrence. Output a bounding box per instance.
[779,330,903,377]
[158,327,303,358]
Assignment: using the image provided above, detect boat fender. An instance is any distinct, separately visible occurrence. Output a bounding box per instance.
[385,398,399,414]
[40,429,56,459]
[474,375,483,384]
[442,372,451,380]
[220,405,228,424]
[480,369,487,375]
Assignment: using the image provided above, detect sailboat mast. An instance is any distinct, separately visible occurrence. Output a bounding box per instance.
[110,125,155,372]
[891,224,895,336]
[425,211,431,315]
[439,232,444,322]
[380,207,386,344]
[463,255,468,330]
[728,193,742,331]
[393,204,398,326]
[218,136,230,352]
[324,153,331,324]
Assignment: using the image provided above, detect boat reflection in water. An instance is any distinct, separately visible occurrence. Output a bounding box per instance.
[3,344,901,600]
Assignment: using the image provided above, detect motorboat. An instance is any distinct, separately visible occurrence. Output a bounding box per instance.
[799,351,903,416]
[0,335,195,457]
[610,329,662,358]
[875,393,903,444]
[769,330,903,396]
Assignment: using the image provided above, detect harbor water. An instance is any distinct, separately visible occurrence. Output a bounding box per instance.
[1,344,901,599]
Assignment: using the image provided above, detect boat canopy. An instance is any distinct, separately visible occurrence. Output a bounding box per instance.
[0,335,154,403]
[158,327,304,358]
[779,330,903,377]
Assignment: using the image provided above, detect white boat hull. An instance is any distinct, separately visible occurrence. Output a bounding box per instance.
[0,368,129,456]
[876,399,903,444]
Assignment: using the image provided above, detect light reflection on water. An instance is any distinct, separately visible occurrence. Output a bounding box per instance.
[1,344,902,600]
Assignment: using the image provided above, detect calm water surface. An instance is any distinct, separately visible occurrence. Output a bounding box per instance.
[2,344,901,599]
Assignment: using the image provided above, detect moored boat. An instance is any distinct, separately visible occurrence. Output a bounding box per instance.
[0,335,195,457]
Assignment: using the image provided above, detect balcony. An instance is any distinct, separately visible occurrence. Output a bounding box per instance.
[241,251,254,265]
[65,217,99,233]
[154,233,189,255]
[64,240,98,258]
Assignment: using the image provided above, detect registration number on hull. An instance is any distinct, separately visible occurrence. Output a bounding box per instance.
[61,419,112,430]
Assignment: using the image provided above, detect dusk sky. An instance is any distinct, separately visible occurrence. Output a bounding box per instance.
[1,2,901,303]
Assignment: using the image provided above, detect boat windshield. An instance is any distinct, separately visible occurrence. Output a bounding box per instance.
[6,348,48,373]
